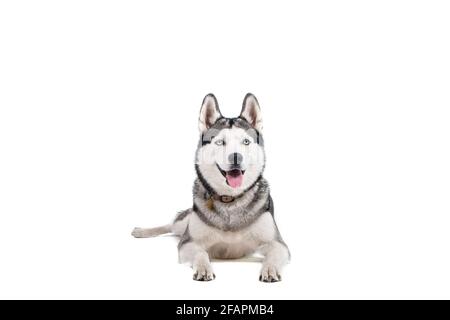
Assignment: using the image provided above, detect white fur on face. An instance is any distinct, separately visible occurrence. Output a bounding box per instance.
[196,127,265,196]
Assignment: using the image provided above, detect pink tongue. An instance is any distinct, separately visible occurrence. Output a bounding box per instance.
[226,172,243,188]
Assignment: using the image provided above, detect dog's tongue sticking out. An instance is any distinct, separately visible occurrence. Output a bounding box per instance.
[226,169,243,188]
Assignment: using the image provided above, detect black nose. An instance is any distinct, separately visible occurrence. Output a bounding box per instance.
[228,152,243,166]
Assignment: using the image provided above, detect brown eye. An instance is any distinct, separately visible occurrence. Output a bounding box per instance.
[243,138,251,145]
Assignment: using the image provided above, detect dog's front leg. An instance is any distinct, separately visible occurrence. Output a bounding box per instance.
[179,242,215,281]
[259,241,290,282]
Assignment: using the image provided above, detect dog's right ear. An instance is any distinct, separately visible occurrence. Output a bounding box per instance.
[198,93,222,133]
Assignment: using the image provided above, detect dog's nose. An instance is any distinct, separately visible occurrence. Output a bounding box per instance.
[228,152,243,166]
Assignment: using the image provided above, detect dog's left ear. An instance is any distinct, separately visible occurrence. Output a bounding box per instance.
[240,93,263,131]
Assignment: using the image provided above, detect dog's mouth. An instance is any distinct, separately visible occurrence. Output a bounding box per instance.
[216,164,245,188]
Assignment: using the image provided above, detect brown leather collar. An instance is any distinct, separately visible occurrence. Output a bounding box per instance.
[211,194,235,203]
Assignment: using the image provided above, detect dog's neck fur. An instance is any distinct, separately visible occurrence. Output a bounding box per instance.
[192,176,271,231]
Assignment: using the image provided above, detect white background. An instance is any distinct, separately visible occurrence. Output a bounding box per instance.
[1,1,449,299]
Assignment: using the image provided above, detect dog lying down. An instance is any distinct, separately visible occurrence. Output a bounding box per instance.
[132,93,290,282]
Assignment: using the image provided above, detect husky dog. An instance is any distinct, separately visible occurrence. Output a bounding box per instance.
[132,93,290,282]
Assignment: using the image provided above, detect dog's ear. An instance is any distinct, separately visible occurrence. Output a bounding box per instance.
[240,93,263,131]
[199,93,222,133]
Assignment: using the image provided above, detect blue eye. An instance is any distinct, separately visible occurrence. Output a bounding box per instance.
[243,138,251,145]
[215,139,225,146]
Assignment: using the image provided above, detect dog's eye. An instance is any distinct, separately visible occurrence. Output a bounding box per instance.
[243,138,251,145]
[215,139,225,146]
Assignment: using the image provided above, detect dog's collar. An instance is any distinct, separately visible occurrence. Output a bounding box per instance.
[211,194,235,203]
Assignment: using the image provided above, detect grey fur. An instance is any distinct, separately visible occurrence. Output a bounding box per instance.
[174,208,192,222]
[192,177,270,231]
[178,226,192,249]
[200,117,263,147]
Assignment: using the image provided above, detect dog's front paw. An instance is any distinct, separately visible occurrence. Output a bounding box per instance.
[193,263,216,281]
[259,264,282,283]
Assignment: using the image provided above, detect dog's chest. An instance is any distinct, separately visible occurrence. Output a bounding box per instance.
[207,230,260,259]
[190,212,276,259]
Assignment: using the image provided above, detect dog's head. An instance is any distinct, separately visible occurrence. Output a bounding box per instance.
[195,93,265,196]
